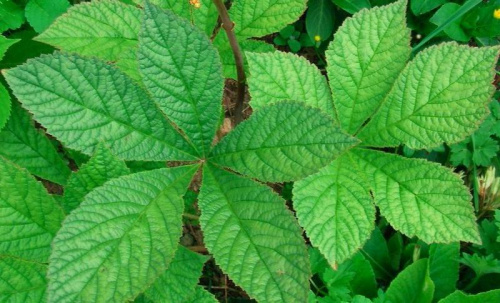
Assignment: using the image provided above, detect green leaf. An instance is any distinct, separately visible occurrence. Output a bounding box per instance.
[198,164,310,302]
[4,52,197,161]
[0,102,71,185]
[385,259,435,303]
[0,256,47,303]
[430,4,470,42]
[351,148,481,244]
[25,0,70,33]
[306,0,335,43]
[331,0,371,14]
[210,102,358,182]
[411,0,447,15]
[184,286,218,303]
[361,228,394,280]
[47,166,197,302]
[63,143,130,213]
[358,43,500,149]
[145,246,208,302]
[0,83,11,131]
[439,289,500,302]
[36,0,141,61]
[293,153,375,265]
[230,0,307,39]
[0,156,64,262]
[247,51,337,120]
[139,3,223,156]
[429,243,460,301]
[0,0,24,32]
[460,253,500,277]
[326,0,411,134]
[0,35,19,60]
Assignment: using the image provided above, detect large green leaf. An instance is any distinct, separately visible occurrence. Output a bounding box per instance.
[293,153,375,266]
[358,43,500,149]
[4,52,197,161]
[0,102,71,185]
[0,83,11,132]
[36,0,141,61]
[429,243,460,301]
[47,166,197,302]
[145,246,208,302]
[385,259,435,303]
[25,0,70,33]
[199,165,310,302]
[0,256,47,303]
[230,0,307,38]
[439,289,500,302]
[351,148,481,244]
[139,3,223,156]
[210,102,358,182]
[63,143,130,213]
[0,157,64,262]
[247,51,336,119]
[326,0,411,134]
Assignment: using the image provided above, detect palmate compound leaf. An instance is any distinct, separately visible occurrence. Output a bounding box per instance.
[144,246,208,302]
[3,52,198,161]
[0,102,71,185]
[62,143,130,214]
[351,148,481,244]
[385,259,435,303]
[229,0,307,39]
[139,2,223,156]
[35,0,141,61]
[0,157,64,262]
[247,51,337,120]
[358,43,500,149]
[325,0,411,135]
[0,256,47,303]
[47,165,198,303]
[293,153,375,266]
[199,164,310,302]
[210,102,359,182]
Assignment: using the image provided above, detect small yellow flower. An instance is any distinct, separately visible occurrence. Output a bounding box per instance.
[314,35,321,42]
[494,8,500,19]
[189,0,201,9]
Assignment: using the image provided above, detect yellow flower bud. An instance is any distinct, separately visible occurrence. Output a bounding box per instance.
[494,8,500,19]
[190,0,201,9]
[314,35,321,42]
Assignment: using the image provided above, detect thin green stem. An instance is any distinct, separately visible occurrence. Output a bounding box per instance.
[471,134,480,213]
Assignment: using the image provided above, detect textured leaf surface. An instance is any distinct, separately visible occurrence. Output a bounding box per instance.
[0,157,64,262]
[63,144,130,213]
[326,0,411,134]
[293,154,374,266]
[4,52,197,161]
[229,0,307,38]
[210,102,358,182]
[145,246,208,302]
[184,286,218,303]
[25,0,70,33]
[0,102,71,185]
[36,0,141,61]
[429,243,460,301]
[385,259,434,303]
[199,165,310,302]
[247,51,336,119]
[358,44,500,149]
[0,256,47,303]
[48,166,197,303]
[351,148,480,244]
[139,3,223,156]
[439,290,500,302]
[0,83,11,131]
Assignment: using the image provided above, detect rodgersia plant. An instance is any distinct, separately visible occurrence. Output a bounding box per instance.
[0,0,499,302]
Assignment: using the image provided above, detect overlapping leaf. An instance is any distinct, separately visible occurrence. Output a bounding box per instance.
[210,102,358,182]
[326,0,411,134]
[385,259,435,303]
[139,3,223,156]
[185,287,218,303]
[25,0,70,33]
[0,102,71,185]
[0,256,47,303]
[429,243,460,301]
[199,165,310,302]
[293,153,375,266]
[351,148,481,244]
[4,52,197,161]
[0,157,64,262]
[48,166,197,302]
[439,289,500,302]
[0,83,11,132]
[247,51,336,119]
[358,43,500,149]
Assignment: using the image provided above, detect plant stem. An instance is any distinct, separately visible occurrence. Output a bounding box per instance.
[471,134,480,213]
[183,213,200,220]
[212,0,246,125]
